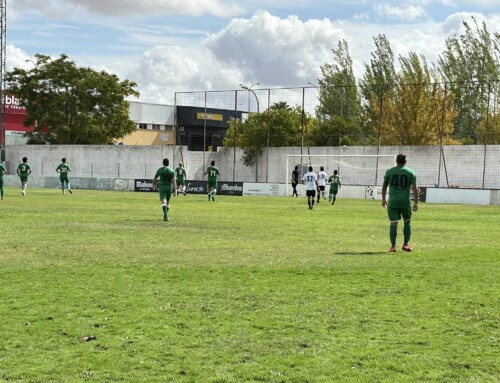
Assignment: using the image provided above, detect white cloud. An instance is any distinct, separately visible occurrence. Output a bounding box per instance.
[440,12,492,35]
[205,11,342,86]
[126,45,246,103]
[6,5,500,105]
[353,12,370,21]
[373,4,427,21]
[6,45,33,71]
[11,0,244,19]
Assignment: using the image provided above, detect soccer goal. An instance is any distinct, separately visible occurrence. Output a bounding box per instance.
[285,154,396,196]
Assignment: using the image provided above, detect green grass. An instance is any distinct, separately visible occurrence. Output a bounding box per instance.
[0,187,498,382]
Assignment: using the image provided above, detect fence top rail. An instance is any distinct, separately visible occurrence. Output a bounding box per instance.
[285,154,396,158]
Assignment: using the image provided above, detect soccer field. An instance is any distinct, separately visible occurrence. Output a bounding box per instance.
[0,188,498,382]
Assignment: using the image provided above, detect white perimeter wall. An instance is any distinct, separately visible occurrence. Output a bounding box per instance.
[5,144,500,189]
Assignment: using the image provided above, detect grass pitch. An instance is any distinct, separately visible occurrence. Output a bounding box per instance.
[0,187,498,382]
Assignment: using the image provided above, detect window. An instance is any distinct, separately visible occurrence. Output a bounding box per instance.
[152,124,160,130]
[139,123,147,130]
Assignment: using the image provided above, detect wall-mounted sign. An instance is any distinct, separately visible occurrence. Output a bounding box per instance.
[2,95,27,114]
[196,112,223,121]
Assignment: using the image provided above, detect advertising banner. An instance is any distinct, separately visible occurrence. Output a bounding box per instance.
[134,179,156,192]
[3,95,27,115]
[185,180,206,194]
[417,187,427,203]
[184,180,243,196]
[243,183,285,196]
[218,181,243,196]
[364,185,427,202]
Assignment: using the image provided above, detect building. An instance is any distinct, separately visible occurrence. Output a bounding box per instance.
[124,102,241,151]
[1,98,240,151]
[122,101,176,146]
[175,105,242,151]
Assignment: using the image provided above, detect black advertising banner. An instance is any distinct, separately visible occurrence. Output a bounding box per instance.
[134,179,156,192]
[185,180,206,194]
[135,179,243,196]
[217,181,243,196]
[416,187,427,203]
[185,180,243,196]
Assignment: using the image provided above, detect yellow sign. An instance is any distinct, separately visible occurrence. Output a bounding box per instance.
[196,112,223,121]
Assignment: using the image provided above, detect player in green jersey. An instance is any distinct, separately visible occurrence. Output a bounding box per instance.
[175,162,187,196]
[56,158,73,195]
[152,158,177,221]
[204,160,220,202]
[382,154,419,253]
[0,162,6,200]
[328,170,341,205]
[16,157,32,196]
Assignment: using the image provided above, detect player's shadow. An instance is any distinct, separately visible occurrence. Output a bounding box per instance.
[335,251,387,256]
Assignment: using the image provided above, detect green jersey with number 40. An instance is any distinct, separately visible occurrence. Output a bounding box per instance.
[383,165,417,208]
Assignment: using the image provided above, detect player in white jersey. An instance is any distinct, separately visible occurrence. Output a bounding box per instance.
[302,166,318,210]
[316,166,328,203]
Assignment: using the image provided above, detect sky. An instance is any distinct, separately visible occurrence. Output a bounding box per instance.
[6,0,500,104]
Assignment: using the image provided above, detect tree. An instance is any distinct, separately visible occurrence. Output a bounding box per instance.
[477,80,500,144]
[311,39,363,146]
[224,102,302,166]
[359,34,398,145]
[5,54,139,144]
[438,18,500,143]
[382,52,458,145]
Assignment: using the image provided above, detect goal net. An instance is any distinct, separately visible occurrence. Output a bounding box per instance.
[285,154,396,196]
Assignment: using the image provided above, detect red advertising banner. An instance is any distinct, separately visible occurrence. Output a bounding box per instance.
[2,95,27,115]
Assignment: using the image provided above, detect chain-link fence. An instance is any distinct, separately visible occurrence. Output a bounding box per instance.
[174,82,500,189]
[4,83,500,189]
[5,144,500,189]
[176,82,500,140]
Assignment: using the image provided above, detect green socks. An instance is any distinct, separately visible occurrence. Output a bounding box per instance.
[390,224,398,246]
[403,220,411,244]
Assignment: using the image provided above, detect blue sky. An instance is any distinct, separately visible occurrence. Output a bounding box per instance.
[7,0,500,103]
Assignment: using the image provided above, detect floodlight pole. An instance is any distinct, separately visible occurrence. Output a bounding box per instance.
[239,82,259,113]
[0,0,6,162]
[240,84,260,182]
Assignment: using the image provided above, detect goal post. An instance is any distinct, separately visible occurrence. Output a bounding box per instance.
[285,154,396,196]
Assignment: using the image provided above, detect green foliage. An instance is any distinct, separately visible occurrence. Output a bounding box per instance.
[359,35,398,144]
[5,54,140,144]
[312,40,364,146]
[381,52,459,145]
[312,24,500,146]
[0,189,499,382]
[360,35,397,123]
[478,112,500,144]
[437,18,500,143]
[224,102,303,166]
